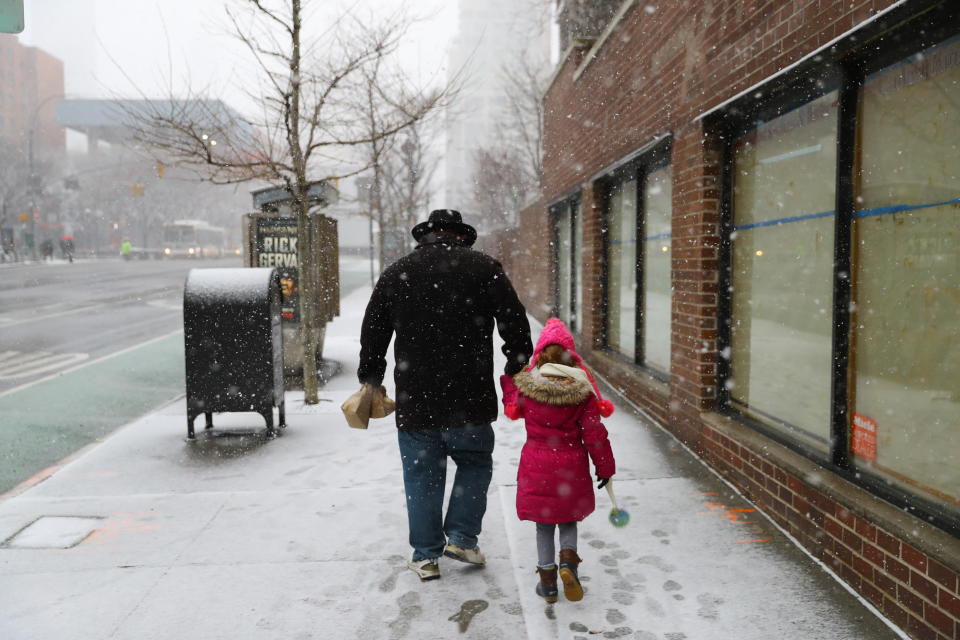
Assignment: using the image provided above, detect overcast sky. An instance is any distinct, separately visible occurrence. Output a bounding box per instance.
[20,0,459,113]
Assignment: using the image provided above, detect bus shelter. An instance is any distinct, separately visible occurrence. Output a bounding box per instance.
[242,181,339,380]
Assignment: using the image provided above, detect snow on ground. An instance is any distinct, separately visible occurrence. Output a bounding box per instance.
[0,279,901,640]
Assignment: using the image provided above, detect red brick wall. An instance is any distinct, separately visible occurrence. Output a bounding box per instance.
[542,0,898,201]
[477,200,552,321]
[490,1,960,639]
[668,121,723,450]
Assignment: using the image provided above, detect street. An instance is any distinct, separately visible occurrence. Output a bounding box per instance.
[0,258,214,394]
[0,256,372,495]
[0,257,237,494]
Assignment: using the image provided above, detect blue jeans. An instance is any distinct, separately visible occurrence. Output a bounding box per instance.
[397,423,495,561]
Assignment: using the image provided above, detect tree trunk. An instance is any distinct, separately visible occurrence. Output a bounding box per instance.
[288,0,320,404]
[296,194,320,404]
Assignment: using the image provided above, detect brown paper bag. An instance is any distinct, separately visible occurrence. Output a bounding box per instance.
[341,384,395,429]
[370,386,396,419]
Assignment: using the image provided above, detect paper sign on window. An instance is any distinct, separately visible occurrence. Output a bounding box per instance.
[851,413,878,462]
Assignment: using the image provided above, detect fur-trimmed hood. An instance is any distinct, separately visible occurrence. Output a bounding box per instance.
[513,369,593,407]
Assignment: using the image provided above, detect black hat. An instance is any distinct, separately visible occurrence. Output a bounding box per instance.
[411,209,477,246]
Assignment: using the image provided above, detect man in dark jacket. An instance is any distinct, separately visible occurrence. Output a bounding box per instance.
[359,209,532,581]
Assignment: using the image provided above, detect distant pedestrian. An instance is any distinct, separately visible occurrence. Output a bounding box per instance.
[359,209,532,581]
[40,239,54,261]
[60,236,74,263]
[120,239,132,261]
[500,318,616,603]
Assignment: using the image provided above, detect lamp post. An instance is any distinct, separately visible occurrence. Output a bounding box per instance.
[401,137,416,253]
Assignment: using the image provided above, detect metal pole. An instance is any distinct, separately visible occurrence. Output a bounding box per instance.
[28,128,36,261]
[368,205,374,287]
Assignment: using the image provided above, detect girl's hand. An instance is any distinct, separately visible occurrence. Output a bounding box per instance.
[596,477,610,490]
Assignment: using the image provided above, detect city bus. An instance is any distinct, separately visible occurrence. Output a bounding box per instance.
[161,220,227,258]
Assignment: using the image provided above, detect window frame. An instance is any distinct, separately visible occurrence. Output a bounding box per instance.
[598,141,672,380]
[711,0,960,537]
[549,191,581,333]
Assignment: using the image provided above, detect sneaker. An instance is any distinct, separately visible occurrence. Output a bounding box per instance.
[443,543,486,566]
[408,557,440,581]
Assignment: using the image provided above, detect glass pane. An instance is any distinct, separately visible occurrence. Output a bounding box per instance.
[730,91,838,450]
[642,166,672,374]
[852,37,960,514]
[557,204,572,324]
[573,201,583,334]
[606,180,637,358]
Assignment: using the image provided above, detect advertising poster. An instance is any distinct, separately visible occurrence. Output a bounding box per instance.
[851,413,878,462]
[255,218,299,321]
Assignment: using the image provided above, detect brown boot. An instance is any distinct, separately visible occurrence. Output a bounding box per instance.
[535,565,558,603]
[558,549,583,601]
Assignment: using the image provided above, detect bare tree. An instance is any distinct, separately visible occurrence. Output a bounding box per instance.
[472,52,550,231]
[350,33,451,272]
[363,114,439,269]
[0,138,68,261]
[0,140,30,234]
[123,0,449,403]
[379,121,438,257]
[500,54,548,192]
[471,147,529,231]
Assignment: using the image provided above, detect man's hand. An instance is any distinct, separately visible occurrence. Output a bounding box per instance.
[596,477,609,490]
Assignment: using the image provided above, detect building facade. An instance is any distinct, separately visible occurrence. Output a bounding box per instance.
[494,1,960,638]
[0,35,65,151]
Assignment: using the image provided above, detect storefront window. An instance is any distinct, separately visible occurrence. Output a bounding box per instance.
[556,202,572,324]
[606,179,637,358]
[573,201,583,334]
[851,37,960,514]
[729,91,838,450]
[642,166,672,374]
[553,198,581,331]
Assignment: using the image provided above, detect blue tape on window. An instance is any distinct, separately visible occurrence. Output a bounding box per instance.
[733,209,836,231]
[852,197,960,219]
[732,196,960,231]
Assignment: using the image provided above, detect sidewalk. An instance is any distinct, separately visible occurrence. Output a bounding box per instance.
[0,283,904,640]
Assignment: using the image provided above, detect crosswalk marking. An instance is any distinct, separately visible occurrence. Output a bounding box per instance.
[147,300,182,311]
[0,351,90,380]
[0,351,63,367]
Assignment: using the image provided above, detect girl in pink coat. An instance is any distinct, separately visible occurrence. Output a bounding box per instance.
[501,318,616,603]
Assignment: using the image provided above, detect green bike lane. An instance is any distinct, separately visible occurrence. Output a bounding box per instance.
[0,330,186,495]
